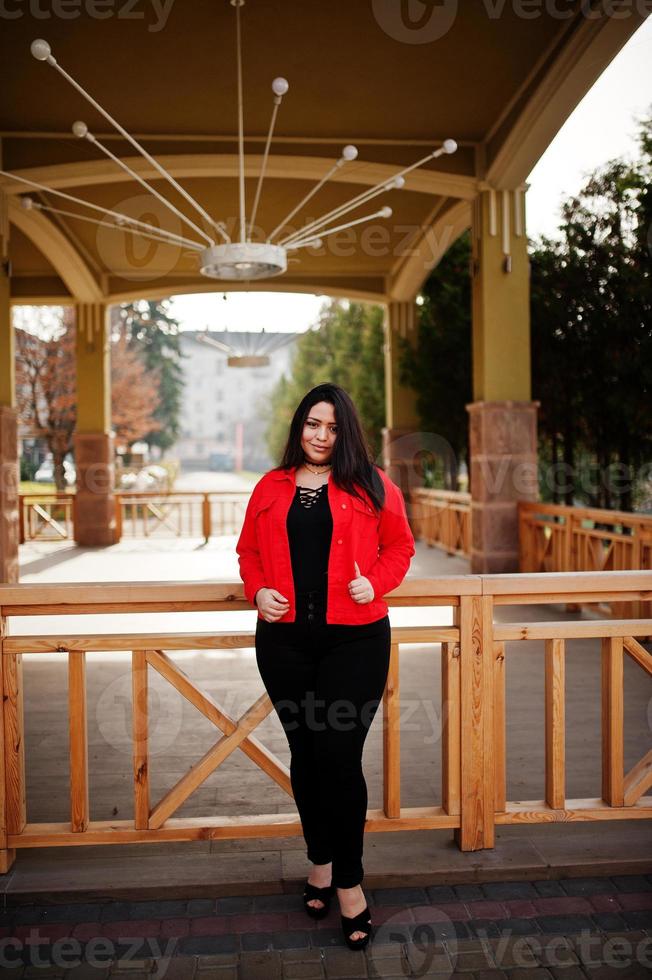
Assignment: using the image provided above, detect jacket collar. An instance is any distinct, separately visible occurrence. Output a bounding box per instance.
[269,466,297,481]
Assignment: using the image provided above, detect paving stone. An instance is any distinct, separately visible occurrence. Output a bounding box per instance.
[99,906,135,924]
[590,912,627,931]
[148,957,197,979]
[239,950,282,980]
[39,906,103,925]
[405,942,451,974]
[466,919,501,939]
[282,948,323,963]
[548,968,586,980]
[196,953,238,967]
[214,897,255,915]
[535,915,597,935]
[407,920,470,943]
[124,901,188,920]
[559,877,617,897]
[7,907,47,926]
[450,948,495,971]
[526,935,579,968]
[64,963,112,979]
[425,885,456,904]
[507,970,553,979]
[481,882,538,902]
[282,962,324,979]
[271,932,311,950]
[532,881,566,899]
[177,936,239,956]
[307,929,347,948]
[253,894,300,912]
[370,888,427,907]
[195,969,236,980]
[322,947,368,977]
[473,971,509,980]
[186,901,217,918]
[239,933,273,952]
[621,911,652,931]
[612,876,652,894]
[453,885,484,902]
[487,935,539,968]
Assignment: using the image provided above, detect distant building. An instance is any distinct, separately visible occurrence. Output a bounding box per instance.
[172,329,297,471]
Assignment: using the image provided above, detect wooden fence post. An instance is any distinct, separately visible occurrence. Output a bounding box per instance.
[454,592,495,850]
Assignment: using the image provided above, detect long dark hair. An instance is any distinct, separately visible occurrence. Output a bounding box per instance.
[276,382,385,512]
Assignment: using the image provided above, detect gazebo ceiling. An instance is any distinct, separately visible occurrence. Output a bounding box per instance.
[0,0,646,305]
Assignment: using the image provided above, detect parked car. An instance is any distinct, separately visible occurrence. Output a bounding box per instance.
[34,456,76,486]
[209,452,234,472]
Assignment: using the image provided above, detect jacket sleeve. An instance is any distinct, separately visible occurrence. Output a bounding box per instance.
[364,475,415,600]
[235,484,269,606]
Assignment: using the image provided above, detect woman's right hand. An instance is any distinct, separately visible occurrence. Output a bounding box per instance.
[255,588,290,622]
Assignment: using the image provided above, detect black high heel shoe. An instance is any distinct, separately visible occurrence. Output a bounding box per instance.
[303,880,335,919]
[340,903,373,950]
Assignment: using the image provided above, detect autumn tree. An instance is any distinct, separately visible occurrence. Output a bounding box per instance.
[15,307,76,491]
[111,330,162,450]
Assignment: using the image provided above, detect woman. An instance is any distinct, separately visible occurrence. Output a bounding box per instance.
[236,382,415,950]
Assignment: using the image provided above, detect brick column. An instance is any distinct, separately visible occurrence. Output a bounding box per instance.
[74,302,116,546]
[467,400,539,573]
[468,185,539,572]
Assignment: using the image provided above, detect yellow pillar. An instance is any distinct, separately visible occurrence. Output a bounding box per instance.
[73,302,116,546]
[382,299,422,492]
[467,185,539,573]
[0,194,19,584]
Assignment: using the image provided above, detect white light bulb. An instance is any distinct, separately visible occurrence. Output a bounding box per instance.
[392,175,406,189]
[342,144,358,161]
[30,38,51,61]
[379,206,392,219]
[443,139,457,154]
[272,77,289,97]
[21,196,34,210]
[72,120,88,139]
[309,238,322,248]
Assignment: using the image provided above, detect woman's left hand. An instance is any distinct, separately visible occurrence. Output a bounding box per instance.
[348,560,375,604]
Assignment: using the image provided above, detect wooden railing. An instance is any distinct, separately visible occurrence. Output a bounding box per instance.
[519,501,652,618]
[19,491,250,542]
[19,492,75,543]
[1,570,650,873]
[115,491,250,541]
[409,488,471,557]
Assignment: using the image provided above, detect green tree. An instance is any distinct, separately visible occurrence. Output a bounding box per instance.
[531,111,652,510]
[265,299,386,461]
[111,299,186,452]
[398,232,472,489]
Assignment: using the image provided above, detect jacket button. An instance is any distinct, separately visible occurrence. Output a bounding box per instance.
[341,503,347,509]
[337,539,343,545]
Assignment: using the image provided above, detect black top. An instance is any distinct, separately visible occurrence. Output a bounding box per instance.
[286,483,333,594]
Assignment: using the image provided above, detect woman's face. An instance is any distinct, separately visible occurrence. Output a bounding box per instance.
[301,400,338,465]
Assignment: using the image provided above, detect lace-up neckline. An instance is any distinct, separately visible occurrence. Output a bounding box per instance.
[296,484,327,509]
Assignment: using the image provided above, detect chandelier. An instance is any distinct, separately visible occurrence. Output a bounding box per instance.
[2,0,458,282]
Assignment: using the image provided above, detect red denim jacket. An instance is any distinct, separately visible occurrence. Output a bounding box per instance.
[236,464,415,624]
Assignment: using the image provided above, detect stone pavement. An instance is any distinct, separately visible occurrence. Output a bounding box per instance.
[0,874,651,977]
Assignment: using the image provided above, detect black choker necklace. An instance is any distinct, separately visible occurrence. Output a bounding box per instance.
[303,459,332,474]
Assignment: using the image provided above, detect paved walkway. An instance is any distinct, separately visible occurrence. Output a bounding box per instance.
[1,874,651,976]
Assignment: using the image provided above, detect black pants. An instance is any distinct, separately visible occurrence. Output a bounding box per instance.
[255,587,391,888]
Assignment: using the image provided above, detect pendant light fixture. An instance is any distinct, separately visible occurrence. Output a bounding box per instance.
[1,0,458,282]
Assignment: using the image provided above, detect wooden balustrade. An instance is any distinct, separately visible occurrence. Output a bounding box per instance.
[19,491,250,543]
[409,488,471,557]
[18,493,75,543]
[0,570,650,874]
[519,501,652,618]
